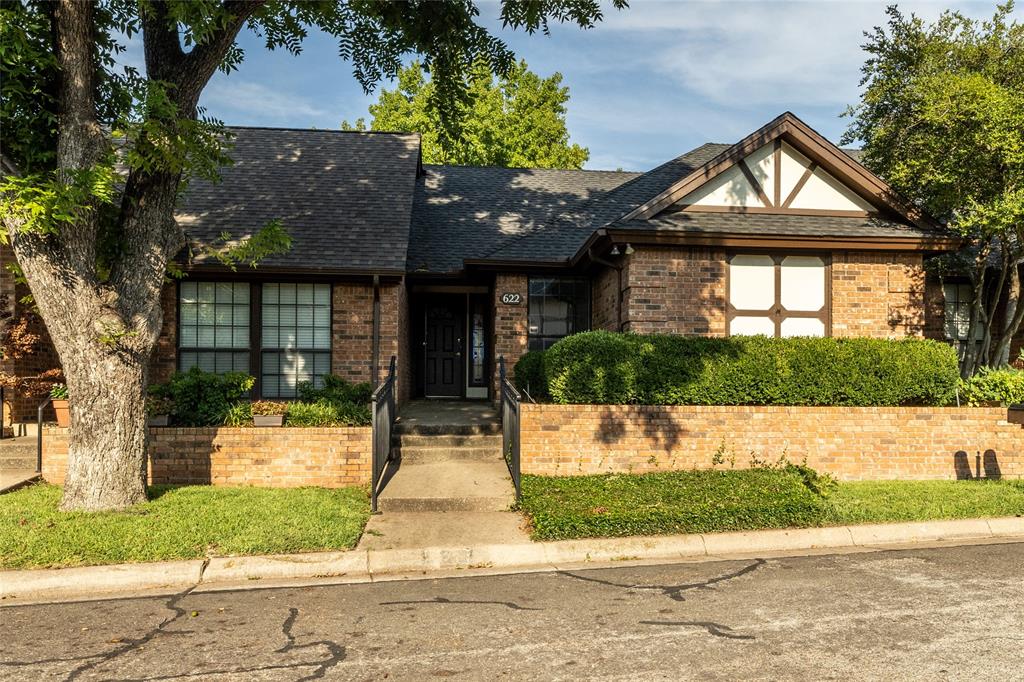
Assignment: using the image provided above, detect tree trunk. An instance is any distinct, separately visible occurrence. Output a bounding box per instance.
[59,340,149,510]
[994,263,1024,367]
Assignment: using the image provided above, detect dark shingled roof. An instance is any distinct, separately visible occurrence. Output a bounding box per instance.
[613,212,927,239]
[177,127,421,273]
[481,143,732,264]
[408,165,639,273]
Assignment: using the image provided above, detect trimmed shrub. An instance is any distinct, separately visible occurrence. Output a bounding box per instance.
[513,351,548,399]
[285,399,371,427]
[297,375,372,404]
[150,368,254,426]
[959,367,1024,406]
[543,331,959,407]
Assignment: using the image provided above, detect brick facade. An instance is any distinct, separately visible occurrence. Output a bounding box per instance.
[331,280,410,401]
[520,404,1024,481]
[42,426,371,488]
[620,247,728,336]
[831,252,926,338]
[493,273,529,393]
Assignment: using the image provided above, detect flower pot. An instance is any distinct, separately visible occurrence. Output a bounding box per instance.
[149,414,170,427]
[52,399,70,428]
[253,414,284,427]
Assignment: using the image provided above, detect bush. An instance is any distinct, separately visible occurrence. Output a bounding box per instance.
[285,399,370,427]
[543,331,959,407]
[513,351,548,399]
[959,367,1024,406]
[150,368,254,426]
[297,375,372,404]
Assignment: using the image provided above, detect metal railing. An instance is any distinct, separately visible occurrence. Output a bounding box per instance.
[370,356,398,513]
[36,397,49,474]
[0,386,6,440]
[498,357,522,502]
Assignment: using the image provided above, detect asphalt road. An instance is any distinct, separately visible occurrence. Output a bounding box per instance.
[2,541,1023,681]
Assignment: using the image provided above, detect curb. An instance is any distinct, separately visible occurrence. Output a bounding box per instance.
[3,517,1023,603]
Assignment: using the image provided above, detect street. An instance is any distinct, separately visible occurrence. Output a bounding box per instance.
[2,541,1023,681]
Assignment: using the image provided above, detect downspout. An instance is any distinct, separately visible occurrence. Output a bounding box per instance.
[372,275,380,387]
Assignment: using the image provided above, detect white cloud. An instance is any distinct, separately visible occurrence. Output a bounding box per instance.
[200,80,330,124]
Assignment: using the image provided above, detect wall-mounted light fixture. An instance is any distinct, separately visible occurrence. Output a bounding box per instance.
[624,243,635,255]
[609,245,621,256]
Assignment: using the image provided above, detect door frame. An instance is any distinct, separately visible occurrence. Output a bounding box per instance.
[422,294,466,398]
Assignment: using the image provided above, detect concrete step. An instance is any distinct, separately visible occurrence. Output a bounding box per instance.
[0,438,37,471]
[395,446,502,464]
[378,460,515,513]
[0,456,37,470]
[393,421,501,436]
[393,433,502,448]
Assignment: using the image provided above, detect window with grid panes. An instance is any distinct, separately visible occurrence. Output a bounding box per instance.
[260,283,332,398]
[527,277,590,351]
[178,282,251,374]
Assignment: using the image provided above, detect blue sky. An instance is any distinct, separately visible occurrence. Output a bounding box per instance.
[124,1,1013,171]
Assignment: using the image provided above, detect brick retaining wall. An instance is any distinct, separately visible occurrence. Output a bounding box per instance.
[520,404,1024,481]
[42,426,371,488]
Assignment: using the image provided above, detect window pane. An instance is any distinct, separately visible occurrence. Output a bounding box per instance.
[180,303,197,325]
[260,284,331,394]
[178,282,251,374]
[180,282,197,304]
[730,316,775,336]
[780,256,825,311]
[527,277,590,349]
[729,255,775,310]
[781,318,826,337]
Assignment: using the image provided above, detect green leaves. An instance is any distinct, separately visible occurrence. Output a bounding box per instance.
[345,59,589,168]
[199,219,293,271]
[0,163,119,241]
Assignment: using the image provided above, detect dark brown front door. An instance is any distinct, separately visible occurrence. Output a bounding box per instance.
[424,297,464,397]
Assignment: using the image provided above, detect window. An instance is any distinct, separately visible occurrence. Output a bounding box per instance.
[469,296,487,387]
[528,277,590,351]
[260,283,332,398]
[943,282,984,357]
[178,282,250,374]
[728,254,828,337]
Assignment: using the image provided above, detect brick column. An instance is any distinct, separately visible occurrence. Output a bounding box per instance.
[493,273,529,396]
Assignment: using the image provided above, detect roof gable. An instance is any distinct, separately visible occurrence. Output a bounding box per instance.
[623,112,939,230]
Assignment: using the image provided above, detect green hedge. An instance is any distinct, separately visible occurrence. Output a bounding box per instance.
[522,469,831,540]
[542,331,959,407]
[959,367,1024,406]
[513,351,548,399]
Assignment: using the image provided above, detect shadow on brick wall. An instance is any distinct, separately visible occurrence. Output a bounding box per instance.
[954,449,1001,480]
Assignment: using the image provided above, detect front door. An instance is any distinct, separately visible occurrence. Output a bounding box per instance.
[424,298,464,397]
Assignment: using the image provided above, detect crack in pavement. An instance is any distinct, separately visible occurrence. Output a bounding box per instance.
[557,559,767,602]
[103,606,346,682]
[379,596,541,611]
[640,620,756,640]
[58,585,198,682]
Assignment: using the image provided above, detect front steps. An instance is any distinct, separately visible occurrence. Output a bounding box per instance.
[0,436,40,493]
[376,402,515,513]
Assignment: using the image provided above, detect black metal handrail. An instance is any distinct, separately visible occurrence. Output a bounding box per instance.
[36,397,49,474]
[0,385,7,440]
[498,356,522,502]
[370,356,398,513]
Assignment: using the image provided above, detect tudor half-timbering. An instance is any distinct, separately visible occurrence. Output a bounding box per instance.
[1,112,973,421]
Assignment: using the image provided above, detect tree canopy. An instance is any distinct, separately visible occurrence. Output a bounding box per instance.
[843,1,1024,376]
[343,59,589,168]
[0,0,625,511]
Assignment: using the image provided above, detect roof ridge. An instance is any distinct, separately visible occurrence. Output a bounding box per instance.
[421,163,641,174]
[225,125,421,138]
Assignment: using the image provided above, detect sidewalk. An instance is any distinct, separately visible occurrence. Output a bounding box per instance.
[2,517,1022,605]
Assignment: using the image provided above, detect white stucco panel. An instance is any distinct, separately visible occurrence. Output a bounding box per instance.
[788,166,875,212]
[679,165,760,207]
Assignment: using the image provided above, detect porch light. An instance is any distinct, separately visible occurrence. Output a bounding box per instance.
[624,243,635,255]
[609,245,621,256]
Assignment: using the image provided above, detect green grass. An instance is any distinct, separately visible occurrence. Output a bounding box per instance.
[0,483,371,569]
[521,471,1024,541]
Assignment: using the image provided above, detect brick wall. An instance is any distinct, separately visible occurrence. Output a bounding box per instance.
[520,404,1024,481]
[493,273,529,393]
[831,252,926,338]
[149,283,177,384]
[591,266,620,332]
[620,247,728,336]
[42,426,371,488]
[331,279,409,402]
[0,244,61,423]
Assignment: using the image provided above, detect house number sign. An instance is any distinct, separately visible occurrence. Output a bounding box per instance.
[500,292,522,305]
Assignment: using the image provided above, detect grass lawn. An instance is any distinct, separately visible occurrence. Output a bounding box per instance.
[521,470,1024,541]
[0,483,371,570]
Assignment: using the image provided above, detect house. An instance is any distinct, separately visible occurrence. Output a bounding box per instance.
[0,112,973,421]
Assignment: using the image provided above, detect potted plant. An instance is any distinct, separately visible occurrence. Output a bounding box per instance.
[252,400,287,427]
[50,383,70,428]
[147,396,174,427]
